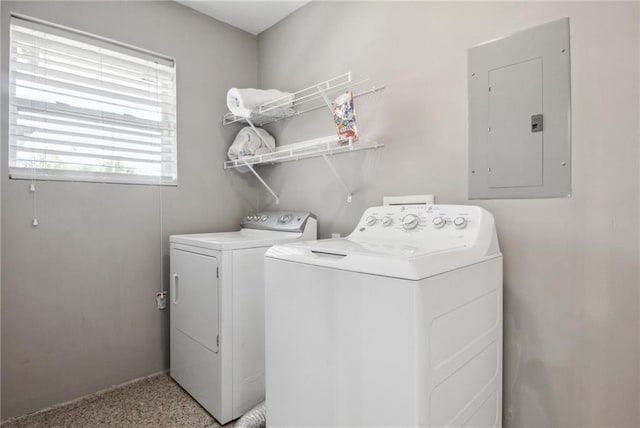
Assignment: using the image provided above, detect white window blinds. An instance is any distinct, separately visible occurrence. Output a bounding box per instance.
[9,16,177,185]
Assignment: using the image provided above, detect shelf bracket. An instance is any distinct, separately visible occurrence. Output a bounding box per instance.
[322,154,353,203]
[243,161,279,204]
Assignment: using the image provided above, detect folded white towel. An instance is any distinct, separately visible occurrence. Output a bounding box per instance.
[227,126,276,161]
[227,88,293,118]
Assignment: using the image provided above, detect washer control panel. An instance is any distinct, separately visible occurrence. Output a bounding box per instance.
[242,211,316,233]
[352,204,484,241]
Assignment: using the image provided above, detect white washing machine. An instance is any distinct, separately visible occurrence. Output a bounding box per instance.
[264,204,502,427]
[169,211,316,424]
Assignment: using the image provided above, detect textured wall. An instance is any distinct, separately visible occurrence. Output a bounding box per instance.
[1,1,258,419]
[0,0,3,420]
[257,2,639,426]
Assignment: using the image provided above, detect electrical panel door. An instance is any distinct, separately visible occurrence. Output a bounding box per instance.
[488,58,543,188]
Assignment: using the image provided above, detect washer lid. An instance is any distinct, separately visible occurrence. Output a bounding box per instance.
[296,237,465,259]
[266,237,496,280]
[171,229,302,251]
[265,204,501,280]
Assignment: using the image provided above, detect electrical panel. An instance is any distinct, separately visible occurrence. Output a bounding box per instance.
[468,18,571,199]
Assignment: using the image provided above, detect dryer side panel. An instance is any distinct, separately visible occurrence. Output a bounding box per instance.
[231,247,269,418]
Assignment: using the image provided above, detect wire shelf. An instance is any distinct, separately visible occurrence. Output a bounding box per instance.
[223,72,385,126]
[223,135,383,170]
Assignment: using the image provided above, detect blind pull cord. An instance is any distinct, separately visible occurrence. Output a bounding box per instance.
[30,180,38,227]
[155,65,167,311]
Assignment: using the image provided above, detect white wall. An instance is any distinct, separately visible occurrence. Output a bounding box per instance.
[0,0,3,420]
[257,2,639,426]
[1,1,258,419]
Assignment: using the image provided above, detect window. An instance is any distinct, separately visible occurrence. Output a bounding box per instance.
[9,15,177,185]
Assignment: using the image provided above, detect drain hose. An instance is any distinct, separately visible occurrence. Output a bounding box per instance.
[235,401,266,428]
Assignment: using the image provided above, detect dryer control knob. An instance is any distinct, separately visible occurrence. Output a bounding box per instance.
[402,214,419,230]
[261,215,269,222]
[454,217,467,229]
[432,217,445,229]
[366,216,377,226]
[279,214,293,224]
[381,216,393,227]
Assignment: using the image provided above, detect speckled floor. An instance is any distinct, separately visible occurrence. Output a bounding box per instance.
[1,374,234,428]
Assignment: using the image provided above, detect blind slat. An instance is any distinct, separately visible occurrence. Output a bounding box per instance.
[11,46,175,87]
[11,129,175,155]
[12,111,174,139]
[15,145,162,164]
[13,15,174,67]
[12,27,174,77]
[11,61,175,104]
[13,79,175,117]
[9,167,177,186]
[13,104,175,133]
[14,146,176,167]
[17,152,175,171]
[11,97,176,130]
[11,160,171,180]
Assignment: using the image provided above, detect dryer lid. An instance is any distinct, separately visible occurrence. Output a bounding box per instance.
[171,229,302,251]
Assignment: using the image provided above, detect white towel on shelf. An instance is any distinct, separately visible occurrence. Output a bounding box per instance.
[227,126,276,161]
[227,88,293,118]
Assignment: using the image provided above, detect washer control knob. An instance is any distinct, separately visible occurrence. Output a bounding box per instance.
[432,217,445,229]
[366,216,377,226]
[453,217,467,229]
[279,214,293,224]
[381,216,393,227]
[402,214,420,230]
[261,215,269,222]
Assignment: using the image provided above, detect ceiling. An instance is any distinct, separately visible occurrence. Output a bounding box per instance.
[175,1,310,35]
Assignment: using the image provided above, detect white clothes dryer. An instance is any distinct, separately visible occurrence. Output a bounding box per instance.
[264,204,502,427]
[169,211,316,424]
